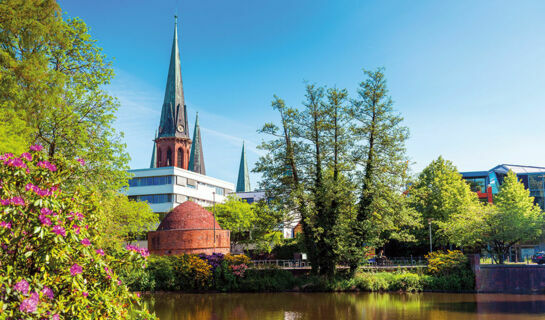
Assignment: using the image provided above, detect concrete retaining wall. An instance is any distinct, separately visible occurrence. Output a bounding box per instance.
[471,255,545,293]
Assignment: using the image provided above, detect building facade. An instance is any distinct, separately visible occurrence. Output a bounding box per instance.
[461,164,545,210]
[128,166,234,217]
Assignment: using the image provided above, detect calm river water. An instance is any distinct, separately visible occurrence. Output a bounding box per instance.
[143,292,545,320]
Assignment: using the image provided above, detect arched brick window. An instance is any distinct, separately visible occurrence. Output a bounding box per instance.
[166,148,172,166]
[157,148,162,165]
[177,148,184,168]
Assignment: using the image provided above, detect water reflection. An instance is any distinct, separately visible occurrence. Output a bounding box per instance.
[143,292,545,320]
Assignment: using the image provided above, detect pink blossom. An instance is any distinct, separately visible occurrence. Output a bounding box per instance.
[39,215,51,226]
[19,292,39,313]
[4,157,28,170]
[30,145,43,152]
[10,197,25,206]
[52,315,60,320]
[41,286,54,300]
[136,292,141,298]
[70,263,82,276]
[14,279,29,294]
[82,291,88,297]
[95,248,105,256]
[0,153,13,160]
[0,221,11,229]
[77,158,86,166]
[20,153,32,161]
[37,161,57,172]
[0,199,9,206]
[118,280,122,285]
[40,208,53,215]
[52,225,66,237]
[81,238,91,246]
[73,225,80,234]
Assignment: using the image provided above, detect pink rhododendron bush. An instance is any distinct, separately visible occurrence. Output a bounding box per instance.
[0,146,155,319]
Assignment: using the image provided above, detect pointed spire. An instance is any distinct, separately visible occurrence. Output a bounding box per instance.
[236,142,251,192]
[188,113,206,175]
[150,131,158,168]
[158,15,188,139]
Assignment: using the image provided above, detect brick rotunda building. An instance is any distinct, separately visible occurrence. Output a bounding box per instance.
[148,201,230,255]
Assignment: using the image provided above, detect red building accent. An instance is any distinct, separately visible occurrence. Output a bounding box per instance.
[476,186,494,203]
[155,137,191,169]
[148,201,230,255]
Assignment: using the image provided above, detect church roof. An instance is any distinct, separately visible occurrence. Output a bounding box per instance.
[157,201,221,231]
[157,16,189,139]
[188,113,206,175]
[236,142,251,192]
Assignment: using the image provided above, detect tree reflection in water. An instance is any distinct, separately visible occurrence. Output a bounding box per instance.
[143,292,545,320]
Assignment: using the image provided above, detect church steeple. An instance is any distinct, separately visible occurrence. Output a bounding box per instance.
[150,131,158,168]
[158,15,189,139]
[188,113,205,175]
[236,142,251,192]
[154,16,192,169]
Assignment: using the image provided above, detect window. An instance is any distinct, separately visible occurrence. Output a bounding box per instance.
[464,178,486,193]
[176,194,187,203]
[136,194,173,204]
[166,148,172,166]
[215,187,224,196]
[128,176,173,187]
[187,179,197,189]
[177,148,183,168]
[176,176,187,186]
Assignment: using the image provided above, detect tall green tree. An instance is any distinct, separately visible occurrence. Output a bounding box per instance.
[0,0,155,250]
[349,68,418,270]
[0,0,129,191]
[410,156,480,246]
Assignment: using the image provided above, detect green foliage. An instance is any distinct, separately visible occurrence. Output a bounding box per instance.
[441,171,545,263]
[0,0,130,192]
[426,250,469,276]
[213,195,283,251]
[410,156,480,246]
[255,69,418,276]
[96,191,158,250]
[0,147,154,318]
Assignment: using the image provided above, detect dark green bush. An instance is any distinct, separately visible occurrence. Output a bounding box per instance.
[237,269,297,292]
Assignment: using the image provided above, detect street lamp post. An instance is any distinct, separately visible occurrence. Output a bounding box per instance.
[213,192,216,252]
[428,218,433,253]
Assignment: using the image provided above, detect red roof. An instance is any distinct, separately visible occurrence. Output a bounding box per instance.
[157,201,222,231]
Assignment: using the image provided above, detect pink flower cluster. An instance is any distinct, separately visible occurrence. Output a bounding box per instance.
[95,248,105,256]
[81,238,91,246]
[0,221,11,229]
[30,144,43,152]
[20,152,32,161]
[25,183,57,197]
[230,264,248,277]
[52,225,66,237]
[37,160,57,172]
[70,263,82,276]
[0,197,25,206]
[14,279,29,294]
[125,244,150,258]
[76,158,86,166]
[19,292,39,313]
[68,211,84,221]
[2,156,29,172]
[42,286,54,300]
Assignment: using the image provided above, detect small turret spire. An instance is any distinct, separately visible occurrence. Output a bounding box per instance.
[150,130,158,168]
[236,141,251,192]
[188,113,205,175]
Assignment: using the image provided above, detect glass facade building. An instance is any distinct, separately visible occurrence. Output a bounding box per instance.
[460,164,545,210]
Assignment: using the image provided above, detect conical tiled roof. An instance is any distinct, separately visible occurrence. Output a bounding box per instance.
[157,201,221,231]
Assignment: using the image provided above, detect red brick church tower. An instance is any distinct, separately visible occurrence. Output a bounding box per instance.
[153,16,191,169]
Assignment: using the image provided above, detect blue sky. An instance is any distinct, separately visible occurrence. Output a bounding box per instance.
[58,0,545,185]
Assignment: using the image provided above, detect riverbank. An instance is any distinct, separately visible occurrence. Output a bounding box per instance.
[121,250,474,294]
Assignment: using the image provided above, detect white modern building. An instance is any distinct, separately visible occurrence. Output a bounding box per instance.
[128,166,234,217]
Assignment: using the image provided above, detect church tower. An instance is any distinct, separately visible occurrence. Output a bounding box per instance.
[154,16,191,169]
[188,113,206,175]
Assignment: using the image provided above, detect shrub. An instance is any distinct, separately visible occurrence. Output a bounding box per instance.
[237,269,297,292]
[0,147,155,319]
[172,254,212,290]
[426,250,468,276]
